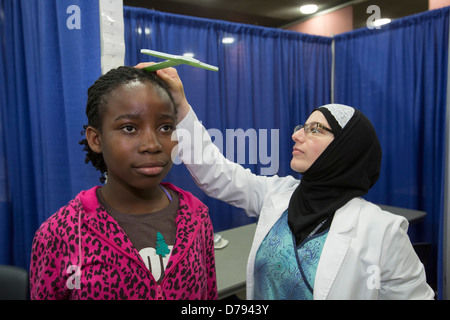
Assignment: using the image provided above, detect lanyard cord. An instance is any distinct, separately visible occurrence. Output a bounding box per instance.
[296,216,330,295]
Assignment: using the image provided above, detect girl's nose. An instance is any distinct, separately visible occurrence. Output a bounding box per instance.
[138,131,163,153]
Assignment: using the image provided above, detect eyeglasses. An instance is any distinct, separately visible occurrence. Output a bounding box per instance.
[294,122,334,135]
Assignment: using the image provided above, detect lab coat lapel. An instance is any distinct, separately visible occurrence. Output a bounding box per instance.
[267,189,293,222]
[313,198,361,300]
[253,189,294,251]
[313,233,351,299]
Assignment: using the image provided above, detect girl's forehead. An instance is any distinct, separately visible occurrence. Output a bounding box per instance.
[104,81,175,115]
[109,80,167,101]
[122,79,146,89]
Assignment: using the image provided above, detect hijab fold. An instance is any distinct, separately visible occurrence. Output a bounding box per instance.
[288,104,382,245]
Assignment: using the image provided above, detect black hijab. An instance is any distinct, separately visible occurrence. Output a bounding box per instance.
[288,104,382,245]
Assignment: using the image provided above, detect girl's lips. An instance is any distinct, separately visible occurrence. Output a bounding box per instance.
[292,148,304,155]
[133,161,166,176]
[134,166,164,176]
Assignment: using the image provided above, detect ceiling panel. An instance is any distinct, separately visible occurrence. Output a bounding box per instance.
[123,0,430,30]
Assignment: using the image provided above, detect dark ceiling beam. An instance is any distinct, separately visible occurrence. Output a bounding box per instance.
[123,0,288,27]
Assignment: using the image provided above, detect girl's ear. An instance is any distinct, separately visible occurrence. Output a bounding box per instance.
[85,126,102,154]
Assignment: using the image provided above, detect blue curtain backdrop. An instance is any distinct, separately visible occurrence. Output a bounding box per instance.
[123,6,332,232]
[0,0,101,269]
[1,1,448,299]
[334,7,449,296]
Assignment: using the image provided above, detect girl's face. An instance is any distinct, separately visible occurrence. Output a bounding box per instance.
[291,111,334,173]
[87,81,177,191]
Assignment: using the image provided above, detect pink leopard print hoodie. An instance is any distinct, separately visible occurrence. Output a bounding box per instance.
[30,183,217,300]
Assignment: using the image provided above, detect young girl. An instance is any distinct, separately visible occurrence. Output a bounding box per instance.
[29,66,217,300]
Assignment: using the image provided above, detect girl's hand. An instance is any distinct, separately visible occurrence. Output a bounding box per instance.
[135,62,191,123]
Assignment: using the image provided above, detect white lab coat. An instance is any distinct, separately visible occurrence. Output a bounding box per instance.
[176,108,435,300]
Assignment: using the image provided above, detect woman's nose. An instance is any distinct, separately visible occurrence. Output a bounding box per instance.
[292,128,305,142]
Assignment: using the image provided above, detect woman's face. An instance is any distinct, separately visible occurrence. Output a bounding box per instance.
[87,81,177,191]
[291,111,335,173]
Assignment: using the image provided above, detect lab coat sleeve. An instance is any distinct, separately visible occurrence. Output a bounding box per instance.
[379,217,435,299]
[176,107,297,218]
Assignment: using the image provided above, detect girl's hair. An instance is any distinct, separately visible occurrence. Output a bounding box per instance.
[79,66,176,183]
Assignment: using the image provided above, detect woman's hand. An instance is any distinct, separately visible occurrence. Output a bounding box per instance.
[135,62,191,123]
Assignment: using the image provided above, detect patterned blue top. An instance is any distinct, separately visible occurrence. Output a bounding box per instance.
[254,210,328,300]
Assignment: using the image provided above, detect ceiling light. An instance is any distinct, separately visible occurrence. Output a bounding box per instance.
[222,37,235,44]
[300,4,318,14]
[373,18,391,27]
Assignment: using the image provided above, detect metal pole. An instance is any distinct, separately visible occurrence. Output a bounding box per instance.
[331,37,335,104]
[443,11,450,300]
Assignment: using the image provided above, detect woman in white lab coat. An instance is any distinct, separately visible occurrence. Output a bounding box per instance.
[144,65,434,300]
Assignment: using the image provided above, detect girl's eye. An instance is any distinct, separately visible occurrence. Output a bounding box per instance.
[122,125,136,133]
[160,124,174,133]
